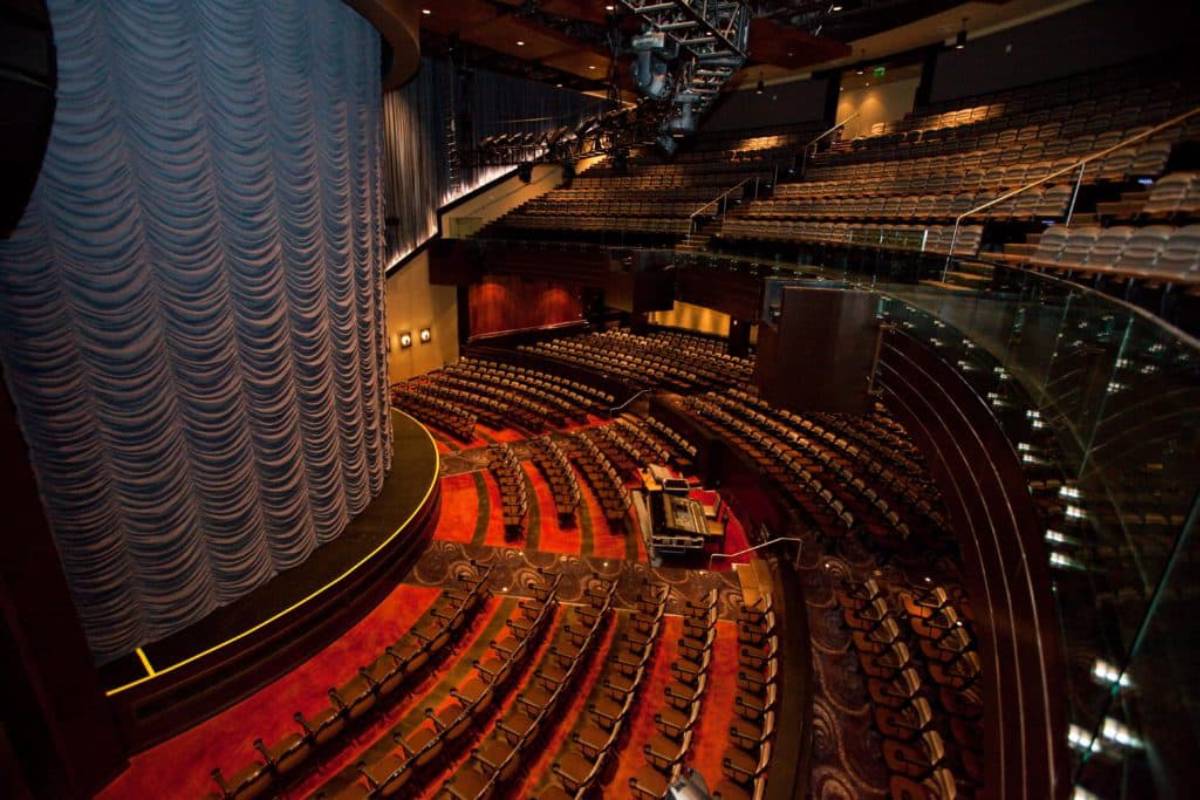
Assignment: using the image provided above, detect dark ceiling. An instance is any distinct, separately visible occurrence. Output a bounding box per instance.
[415,0,1006,94]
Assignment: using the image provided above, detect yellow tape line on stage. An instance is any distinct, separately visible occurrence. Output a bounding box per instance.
[105,409,440,696]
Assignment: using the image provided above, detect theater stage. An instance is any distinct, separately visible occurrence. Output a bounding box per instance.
[100,409,441,749]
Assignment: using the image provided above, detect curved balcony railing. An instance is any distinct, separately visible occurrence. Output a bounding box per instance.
[453,236,1200,798]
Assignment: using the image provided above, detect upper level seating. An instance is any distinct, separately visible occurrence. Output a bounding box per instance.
[999,222,1200,281]
[675,125,824,165]
[994,170,1200,281]
[709,62,1199,277]
[483,125,824,244]
[828,60,1198,163]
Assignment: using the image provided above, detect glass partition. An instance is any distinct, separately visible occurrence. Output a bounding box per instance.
[460,236,1200,797]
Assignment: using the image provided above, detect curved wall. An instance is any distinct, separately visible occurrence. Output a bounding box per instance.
[877,328,1068,800]
[0,0,390,664]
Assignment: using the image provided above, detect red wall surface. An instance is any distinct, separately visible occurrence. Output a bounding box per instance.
[468,276,583,338]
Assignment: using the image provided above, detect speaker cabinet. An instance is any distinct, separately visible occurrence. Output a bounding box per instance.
[0,1,56,238]
[756,287,878,415]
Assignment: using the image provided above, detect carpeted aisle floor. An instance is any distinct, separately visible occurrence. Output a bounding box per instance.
[517,612,621,796]
[688,620,739,785]
[608,615,684,793]
[435,473,483,544]
[298,596,523,798]
[98,584,442,800]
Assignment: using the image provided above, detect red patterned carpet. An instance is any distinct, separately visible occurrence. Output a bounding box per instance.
[98,584,441,800]
[609,615,683,791]
[100,417,757,800]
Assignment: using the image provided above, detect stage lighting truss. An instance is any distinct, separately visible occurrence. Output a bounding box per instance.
[624,0,744,109]
[473,2,751,165]
[621,0,750,138]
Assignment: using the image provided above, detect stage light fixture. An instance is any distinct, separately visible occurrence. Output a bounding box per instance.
[399,331,413,349]
[419,328,432,344]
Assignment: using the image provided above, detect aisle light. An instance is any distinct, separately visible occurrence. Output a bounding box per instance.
[1091,659,1133,689]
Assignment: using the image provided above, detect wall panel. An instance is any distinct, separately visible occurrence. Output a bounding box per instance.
[468,275,584,339]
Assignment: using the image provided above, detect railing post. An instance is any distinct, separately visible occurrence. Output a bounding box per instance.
[943,219,962,283]
[1065,162,1086,227]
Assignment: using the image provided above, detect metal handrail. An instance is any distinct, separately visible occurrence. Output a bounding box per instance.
[942,105,1200,279]
[688,175,757,234]
[707,536,804,570]
[607,388,654,414]
[799,111,860,176]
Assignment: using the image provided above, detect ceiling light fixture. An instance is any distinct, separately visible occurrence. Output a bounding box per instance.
[421,8,431,15]
[755,72,764,95]
[955,18,968,50]
[605,3,615,10]
[587,65,596,70]
[517,40,526,47]
[831,4,843,11]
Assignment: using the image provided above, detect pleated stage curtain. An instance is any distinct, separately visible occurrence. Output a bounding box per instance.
[0,0,390,664]
[382,58,596,263]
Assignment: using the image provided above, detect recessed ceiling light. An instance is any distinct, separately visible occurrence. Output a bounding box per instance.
[421,8,431,14]
[787,51,794,57]
[605,3,615,10]
[864,82,870,87]
[831,4,844,10]
[587,65,596,70]
[556,83,563,88]
[517,40,526,46]
[856,68,864,75]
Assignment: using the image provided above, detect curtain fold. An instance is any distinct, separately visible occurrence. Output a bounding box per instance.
[382,58,597,263]
[0,0,389,664]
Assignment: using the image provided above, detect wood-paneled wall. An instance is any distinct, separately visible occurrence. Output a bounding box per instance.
[468,276,584,339]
